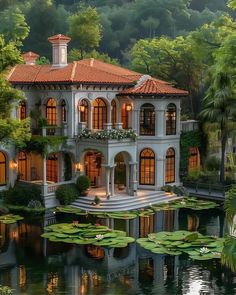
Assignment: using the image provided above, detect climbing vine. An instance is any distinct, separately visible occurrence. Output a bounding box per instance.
[180,130,203,179]
[24,135,67,156]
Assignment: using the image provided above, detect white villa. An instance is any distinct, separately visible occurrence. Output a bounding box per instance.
[0,34,197,207]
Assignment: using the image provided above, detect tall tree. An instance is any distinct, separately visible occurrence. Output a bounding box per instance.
[200,73,236,183]
[68,5,102,59]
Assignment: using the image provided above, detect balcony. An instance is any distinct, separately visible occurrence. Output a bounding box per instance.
[31,125,68,136]
[180,120,199,132]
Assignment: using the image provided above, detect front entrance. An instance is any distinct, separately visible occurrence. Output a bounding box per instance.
[84,152,102,186]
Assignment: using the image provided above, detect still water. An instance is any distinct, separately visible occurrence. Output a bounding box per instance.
[0,208,235,295]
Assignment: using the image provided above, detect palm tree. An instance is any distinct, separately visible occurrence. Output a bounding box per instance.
[221,185,236,272]
[200,72,236,183]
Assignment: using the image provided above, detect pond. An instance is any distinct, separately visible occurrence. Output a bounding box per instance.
[0,207,235,295]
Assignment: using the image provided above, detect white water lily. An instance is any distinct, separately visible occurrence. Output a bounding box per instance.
[95,234,104,240]
[199,247,210,254]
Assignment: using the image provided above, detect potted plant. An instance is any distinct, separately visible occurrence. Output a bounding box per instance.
[76,175,91,196]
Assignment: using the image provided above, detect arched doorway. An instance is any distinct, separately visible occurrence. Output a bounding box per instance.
[115,152,126,190]
[84,151,102,186]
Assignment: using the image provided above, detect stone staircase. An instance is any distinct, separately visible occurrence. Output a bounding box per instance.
[71,190,182,211]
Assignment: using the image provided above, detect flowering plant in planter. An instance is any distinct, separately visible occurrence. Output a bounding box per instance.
[78,128,137,141]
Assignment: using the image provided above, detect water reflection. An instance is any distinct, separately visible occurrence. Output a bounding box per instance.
[0,208,235,295]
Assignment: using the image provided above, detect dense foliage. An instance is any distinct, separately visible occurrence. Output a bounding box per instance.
[55,184,78,205]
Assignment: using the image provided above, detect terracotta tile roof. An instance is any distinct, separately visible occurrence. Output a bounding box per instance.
[119,78,188,96]
[48,34,71,42]
[8,61,135,84]
[22,51,39,58]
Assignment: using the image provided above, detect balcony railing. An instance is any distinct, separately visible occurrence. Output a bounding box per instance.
[32,125,67,136]
[180,120,199,132]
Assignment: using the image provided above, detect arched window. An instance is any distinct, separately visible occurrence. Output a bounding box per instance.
[121,103,131,129]
[0,152,6,186]
[93,98,107,129]
[46,98,57,126]
[166,103,176,135]
[79,99,89,127]
[165,148,175,183]
[189,147,199,170]
[111,100,117,129]
[61,100,66,123]
[18,152,27,180]
[139,148,155,185]
[46,154,58,183]
[19,101,26,120]
[140,103,155,135]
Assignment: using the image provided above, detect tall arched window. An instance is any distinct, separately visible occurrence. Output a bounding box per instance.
[46,98,57,126]
[19,101,26,120]
[79,99,89,127]
[0,152,6,186]
[121,103,130,129]
[18,152,27,180]
[139,148,155,185]
[61,100,66,123]
[46,154,58,183]
[189,147,199,170]
[111,100,117,129]
[140,103,155,136]
[93,98,107,129]
[166,103,176,135]
[165,148,175,183]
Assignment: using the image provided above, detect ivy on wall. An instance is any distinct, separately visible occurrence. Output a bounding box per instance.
[180,130,203,178]
[24,135,67,156]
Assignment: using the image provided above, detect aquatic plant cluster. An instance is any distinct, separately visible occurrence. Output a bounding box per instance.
[41,223,135,247]
[0,214,24,224]
[137,231,224,260]
[55,197,219,220]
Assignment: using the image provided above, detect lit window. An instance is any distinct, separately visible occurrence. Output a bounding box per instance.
[19,101,26,120]
[165,148,175,183]
[166,103,176,135]
[121,103,130,129]
[46,98,57,126]
[46,154,58,183]
[79,99,89,127]
[111,100,117,128]
[0,152,6,186]
[93,98,107,129]
[140,103,155,136]
[188,147,199,170]
[18,152,27,180]
[61,100,66,123]
[139,148,155,185]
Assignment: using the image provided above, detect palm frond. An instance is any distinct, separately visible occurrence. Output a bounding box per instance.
[221,235,236,272]
[224,185,236,225]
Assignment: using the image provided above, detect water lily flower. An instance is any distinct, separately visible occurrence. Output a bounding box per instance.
[199,247,210,254]
[95,234,104,240]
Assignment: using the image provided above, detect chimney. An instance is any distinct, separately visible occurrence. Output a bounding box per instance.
[48,34,71,68]
[22,51,39,65]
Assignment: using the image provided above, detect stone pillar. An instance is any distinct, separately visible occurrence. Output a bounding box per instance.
[176,106,181,135]
[126,163,130,194]
[133,109,139,135]
[105,166,110,196]
[107,102,112,124]
[88,106,93,130]
[156,157,165,188]
[104,123,112,130]
[156,108,165,137]
[129,162,138,196]
[110,165,116,196]
[115,122,123,130]
[42,155,48,196]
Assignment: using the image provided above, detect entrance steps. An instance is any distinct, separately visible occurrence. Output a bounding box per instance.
[71,190,181,211]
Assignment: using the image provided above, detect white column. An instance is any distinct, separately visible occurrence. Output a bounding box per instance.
[126,164,130,194]
[110,165,116,196]
[133,109,139,134]
[105,166,110,196]
[156,157,165,188]
[176,106,181,135]
[129,162,138,196]
[88,106,93,130]
[156,109,165,137]
[107,102,112,124]
[42,155,48,196]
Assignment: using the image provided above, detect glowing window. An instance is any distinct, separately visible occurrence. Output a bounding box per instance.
[79,99,89,127]
[0,152,6,186]
[19,101,26,120]
[165,148,175,183]
[166,103,176,135]
[188,147,199,169]
[61,100,66,123]
[140,103,155,136]
[93,98,107,129]
[121,103,129,129]
[46,98,57,126]
[18,152,27,180]
[46,154,58,183]
[139,149,155,185]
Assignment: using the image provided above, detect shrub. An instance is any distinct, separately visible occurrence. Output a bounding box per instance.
[3,183,42,206]
[55,184,78,205]
[205,156,220,171]
[186,167,201,181]
[76,175,91,194]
